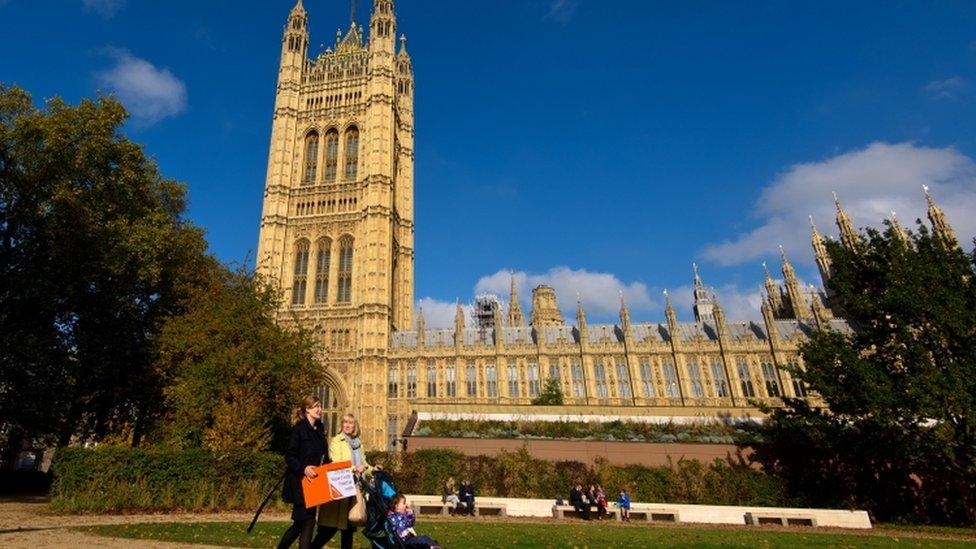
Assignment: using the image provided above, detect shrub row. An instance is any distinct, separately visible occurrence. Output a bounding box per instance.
[50,446,284,513]
[367,448,792,507]
[51,446,792,513]
[413,419,763,444]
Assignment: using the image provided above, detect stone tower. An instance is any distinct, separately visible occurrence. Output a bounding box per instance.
[256,0,414,448]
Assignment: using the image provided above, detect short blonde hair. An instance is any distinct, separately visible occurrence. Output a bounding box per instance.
[342,413,360,438]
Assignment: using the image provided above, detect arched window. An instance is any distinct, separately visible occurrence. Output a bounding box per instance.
[324,129,339,181]
[291,239,310,306]
[314,238,331,304]
[303,132,319,184]
[337,237,353,303]
[344,127,359,180]
[318,381,341,437]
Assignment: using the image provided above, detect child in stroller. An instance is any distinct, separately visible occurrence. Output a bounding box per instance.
[388,494,443,548]
[359,471,443,549]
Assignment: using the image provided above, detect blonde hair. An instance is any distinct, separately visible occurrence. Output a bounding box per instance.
[342,413,360,438]
[294,395,321,423]
[445,477,456,490]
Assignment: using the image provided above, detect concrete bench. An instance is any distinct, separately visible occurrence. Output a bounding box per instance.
[409,496,452,516]
[552,504,620,520]
[473,503,507,517]
[745,511,818,527]
[627,505,681,523]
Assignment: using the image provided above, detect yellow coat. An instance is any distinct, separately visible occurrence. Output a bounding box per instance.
[317,433,371,529]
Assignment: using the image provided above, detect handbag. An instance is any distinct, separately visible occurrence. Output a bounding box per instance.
[347,483,366,527]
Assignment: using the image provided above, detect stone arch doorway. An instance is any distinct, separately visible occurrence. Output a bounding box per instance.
[319,368,348,438]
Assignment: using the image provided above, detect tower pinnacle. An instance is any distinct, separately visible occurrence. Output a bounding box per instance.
[508,273,525,327]
[923,185,958,248]
[833,192,861,250]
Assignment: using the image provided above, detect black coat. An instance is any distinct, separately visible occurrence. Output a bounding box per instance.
[569,487,586,506]
[459,482,475,501]
[281,418,328,509]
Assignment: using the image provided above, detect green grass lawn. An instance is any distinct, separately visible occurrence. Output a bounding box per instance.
[79,519,976,548]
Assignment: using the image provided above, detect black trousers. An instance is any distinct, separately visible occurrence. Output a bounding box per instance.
[573,503,591,520]
[278,517,316,549]
[311,525,354,549]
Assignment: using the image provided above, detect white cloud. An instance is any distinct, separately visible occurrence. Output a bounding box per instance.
[923,76,968,101]
[475,266,656,319]
[544,0,579,24]
[95,49,187,125]
[417,297,471,329]
[82,0,125,18]
[702,142,976,266]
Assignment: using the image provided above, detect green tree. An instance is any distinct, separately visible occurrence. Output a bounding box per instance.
[0,85,213,463]
[753,221,976,525]
[532,377,564,405]
[153,268,323,453]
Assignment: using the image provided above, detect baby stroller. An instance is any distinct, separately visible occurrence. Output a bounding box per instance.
[359,470,407,549]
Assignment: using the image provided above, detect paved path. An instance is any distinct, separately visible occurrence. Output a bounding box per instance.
[0,497,289,548]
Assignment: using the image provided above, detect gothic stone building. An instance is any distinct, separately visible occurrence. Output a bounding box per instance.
[256,1,958,450]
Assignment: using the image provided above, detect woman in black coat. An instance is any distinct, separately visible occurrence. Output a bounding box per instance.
[278,395,329,549]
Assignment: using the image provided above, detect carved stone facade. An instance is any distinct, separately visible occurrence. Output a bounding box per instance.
[257,1,960,451]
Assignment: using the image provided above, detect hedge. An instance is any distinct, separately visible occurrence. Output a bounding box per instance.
[50,446,284,513]
[51,446,793,513]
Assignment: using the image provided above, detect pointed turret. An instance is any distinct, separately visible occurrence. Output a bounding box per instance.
[763,262,783,315]
[810,285,829,330]
[761,293,779,342]
[888,210,910,246]
[508,274,526,327]
[664,289,678,332]
[453,300,465,347]
[833,192,861,250]
[369,0,396,52]
[809,216,833,285]
[923,185,958,248]
[712,293,729,341]
[692,263,715,323]
[619,292,632,334]
[416,307,425,348]
[576,294,588,345]
[780,246,810,320]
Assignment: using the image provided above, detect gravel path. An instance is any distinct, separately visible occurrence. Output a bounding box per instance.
[0,497,290,548]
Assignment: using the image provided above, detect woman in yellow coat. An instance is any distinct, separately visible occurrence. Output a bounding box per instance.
[311,413,372,549]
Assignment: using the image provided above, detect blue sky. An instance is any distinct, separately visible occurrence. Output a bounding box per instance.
[2,0,975,326]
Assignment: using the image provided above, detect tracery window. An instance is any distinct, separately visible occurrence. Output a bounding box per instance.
[291,239,310,305]
[687,360,705,399]
[337,237,353,303]
[761,359,780,397]
[486,364,498,397]
[303,132,319,184]
[445,364,457,398]
[616,360,632,398]
[710,360,730,398]
[527,363,540,398]
[406,367,417,398]
[787,359,808,397]
[639,360,655,398]
[466,364,477,397]
[594,361,608,398]
[344,126,359,180]
[324,129,339,181]
[571,361,585,397]
[426,365,437,398]
[507,363,519,398]
[737,358,756,398]
[313,238,331,304]
[662,360,680,398]
[387,366,399,398]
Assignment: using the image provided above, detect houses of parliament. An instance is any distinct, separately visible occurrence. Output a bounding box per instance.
[256,1,962,449]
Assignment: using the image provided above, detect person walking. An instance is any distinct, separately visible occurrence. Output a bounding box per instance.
[312,413,373,549]
[278,395,328,549]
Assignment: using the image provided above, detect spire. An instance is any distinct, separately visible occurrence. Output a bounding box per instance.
[398,34,409,56]
[576,293,588,345]
[619,291,632,333]
[833,192,861,250]
[453,300,465,336]
[923,185,958,248]
[692,263,714,323]
[280,0,309,72]
[888,210,910,246]
[761,293,779,342]
[780,246,809,320]
[810,285,829,330]
[712,293,729,340]
[809,215,833,285]
[507,273,525,327]
[416,307,426,348]
[762,261,782,314]
[664,289,678,329]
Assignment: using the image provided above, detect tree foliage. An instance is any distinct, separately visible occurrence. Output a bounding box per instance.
[0,84,214,461]
[531,376,564,406]
[753,221,976,525]
[153,269,323,453]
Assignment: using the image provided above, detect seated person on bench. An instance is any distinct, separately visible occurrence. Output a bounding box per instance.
[569,483,591,520]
